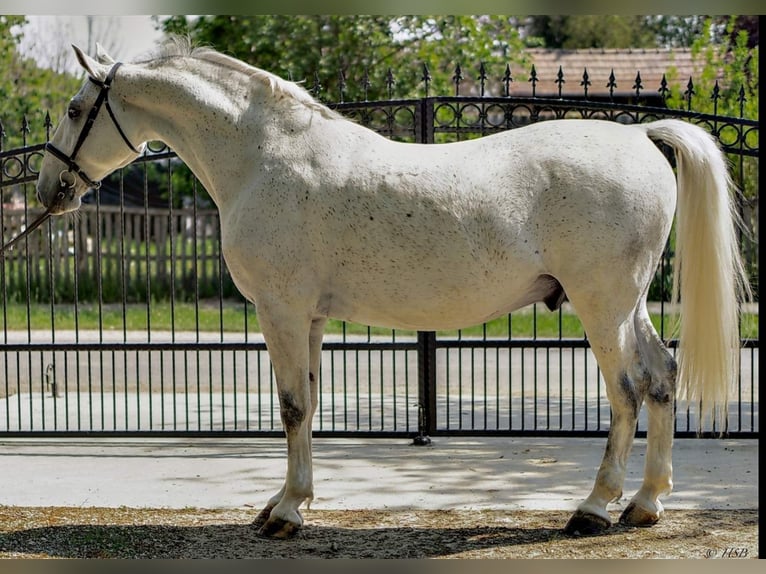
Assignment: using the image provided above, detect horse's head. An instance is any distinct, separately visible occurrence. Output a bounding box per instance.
[37,45,145,215]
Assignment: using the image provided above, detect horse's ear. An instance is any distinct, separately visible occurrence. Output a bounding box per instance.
[72,44,108,81]
[95,43,116,65]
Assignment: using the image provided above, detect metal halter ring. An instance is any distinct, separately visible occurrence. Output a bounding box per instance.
[58,170,77,190]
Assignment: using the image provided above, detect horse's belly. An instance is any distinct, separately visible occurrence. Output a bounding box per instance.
[324,269,542,331]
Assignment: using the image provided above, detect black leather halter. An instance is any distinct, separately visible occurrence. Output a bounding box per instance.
[45,62,141,191]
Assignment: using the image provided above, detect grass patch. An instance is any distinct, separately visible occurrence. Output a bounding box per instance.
[0,301,758,340]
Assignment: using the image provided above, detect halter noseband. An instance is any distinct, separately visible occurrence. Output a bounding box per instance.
[45,62,141,192]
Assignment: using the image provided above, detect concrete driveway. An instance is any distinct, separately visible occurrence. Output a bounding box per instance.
[0,436,757,513]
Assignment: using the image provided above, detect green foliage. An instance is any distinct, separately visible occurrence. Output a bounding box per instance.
[159,16,527,100]
[662,17,759,299]
[391,16,527,97]
[664,17,758,125]
[0,16,81,150]
[643,15,708,48]
[523,16,658,49]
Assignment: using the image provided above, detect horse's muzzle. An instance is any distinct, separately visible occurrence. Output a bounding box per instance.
[36,179,83,215]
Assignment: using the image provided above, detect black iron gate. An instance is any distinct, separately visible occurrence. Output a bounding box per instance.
[1,75,759,439]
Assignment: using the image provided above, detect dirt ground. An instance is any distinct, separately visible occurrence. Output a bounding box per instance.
[0,506,757,559]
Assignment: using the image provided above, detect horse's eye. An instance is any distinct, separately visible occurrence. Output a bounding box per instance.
[67,107,81,120]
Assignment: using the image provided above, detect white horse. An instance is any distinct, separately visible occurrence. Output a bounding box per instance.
[36,41,748,538]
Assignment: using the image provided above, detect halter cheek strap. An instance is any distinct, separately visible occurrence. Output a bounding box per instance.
[45,62,141,191]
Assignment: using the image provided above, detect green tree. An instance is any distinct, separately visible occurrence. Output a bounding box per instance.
[161,16,398,101]
[665,17,758,157]
[394,16,528,97]
[642,15,708,48]
[0,15,80,149]
[159,15,526,100]
[523,16,657,49]
[663,17,759,296]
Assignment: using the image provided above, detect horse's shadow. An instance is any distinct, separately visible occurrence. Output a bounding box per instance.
[0,520,631,559]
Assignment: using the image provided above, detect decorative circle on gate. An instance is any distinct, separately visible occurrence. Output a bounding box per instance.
[1,156,24,180]
[743,126,758,153]
[456,103,482,128]
[25,150,45,177]
[483,104,508,128]
[433,103,458,128]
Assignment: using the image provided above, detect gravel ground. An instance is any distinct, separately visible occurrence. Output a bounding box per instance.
[0,506,758,559]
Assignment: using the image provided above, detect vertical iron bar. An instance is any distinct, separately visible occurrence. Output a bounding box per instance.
[355,330,360,430]
[44,191,56,430]
[192,178,201,430]
[142,160,152,431]
[458,332,463,430]
[413,94,436,444]
[217,215,225,430]
[119,162,128,431]
[392,330,397,430]
[379,347,384,431]
[533,304,538,430]
[414,331,436,444]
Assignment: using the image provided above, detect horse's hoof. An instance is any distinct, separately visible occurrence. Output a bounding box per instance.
[564,510,611,536]
[619,502,661,527]
[258,515,302,539]
[251,505,274,529]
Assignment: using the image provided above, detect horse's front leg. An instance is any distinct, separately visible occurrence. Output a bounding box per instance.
[251,303,319,538]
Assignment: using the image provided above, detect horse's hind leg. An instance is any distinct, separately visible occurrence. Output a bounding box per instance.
[562,296,650,535]
[620,305,676,526]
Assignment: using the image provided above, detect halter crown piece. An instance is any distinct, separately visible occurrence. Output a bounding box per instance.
[45,62,142,191]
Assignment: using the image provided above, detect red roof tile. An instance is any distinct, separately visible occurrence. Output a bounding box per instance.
[506,48,712,98]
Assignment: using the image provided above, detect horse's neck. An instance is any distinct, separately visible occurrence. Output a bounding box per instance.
[126,62,303,208]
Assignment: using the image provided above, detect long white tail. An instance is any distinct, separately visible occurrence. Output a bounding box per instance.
[641,119,750,431]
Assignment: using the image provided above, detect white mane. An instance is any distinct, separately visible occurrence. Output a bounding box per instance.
[137,37,341,120]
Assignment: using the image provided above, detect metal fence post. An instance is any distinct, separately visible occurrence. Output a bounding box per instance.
[412,96,437,446]
[414,331,437,445]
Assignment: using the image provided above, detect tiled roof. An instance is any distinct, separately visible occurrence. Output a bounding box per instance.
[506,48,712,98]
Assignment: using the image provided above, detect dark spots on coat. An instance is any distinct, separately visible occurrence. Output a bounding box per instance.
[619,372,640,418]
[369,216,374,221]
[279,390,305,432]
[665,356,678,381]
[646,355,677,408]
[648,388,672,405]
[309,372,315,383]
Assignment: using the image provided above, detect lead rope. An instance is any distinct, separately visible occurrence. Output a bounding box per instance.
[0,191,65,259]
